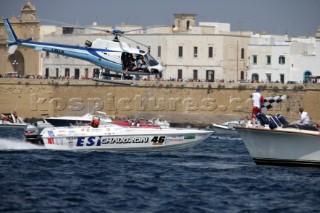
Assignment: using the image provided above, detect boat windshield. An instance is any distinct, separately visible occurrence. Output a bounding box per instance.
[144,53,159,66]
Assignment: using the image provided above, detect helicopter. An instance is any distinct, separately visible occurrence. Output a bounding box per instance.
[3,18,164,85]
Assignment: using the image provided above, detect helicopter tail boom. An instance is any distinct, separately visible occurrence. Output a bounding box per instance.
[3,18,33,54]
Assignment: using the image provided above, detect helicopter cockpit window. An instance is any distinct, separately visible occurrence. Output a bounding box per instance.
[144,53,159,66]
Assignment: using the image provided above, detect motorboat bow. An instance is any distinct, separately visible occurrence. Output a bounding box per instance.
[235,125,320,166]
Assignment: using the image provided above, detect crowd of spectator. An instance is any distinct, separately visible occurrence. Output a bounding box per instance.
[0,73,315,84]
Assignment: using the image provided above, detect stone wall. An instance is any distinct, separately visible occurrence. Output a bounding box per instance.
[1,78,320,126]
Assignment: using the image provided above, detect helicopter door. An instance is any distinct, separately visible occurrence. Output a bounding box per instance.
[121,52,129,70]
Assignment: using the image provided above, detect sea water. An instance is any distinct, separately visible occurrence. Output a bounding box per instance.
[1,132,320,212]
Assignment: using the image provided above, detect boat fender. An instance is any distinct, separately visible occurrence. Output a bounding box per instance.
[256,113,269,126]
[276,114,288,125]
[269,115,281,129]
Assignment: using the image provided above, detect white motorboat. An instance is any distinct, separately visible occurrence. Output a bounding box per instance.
[0,112,27,140]
[235,125,320,166]
[40,124,213,151]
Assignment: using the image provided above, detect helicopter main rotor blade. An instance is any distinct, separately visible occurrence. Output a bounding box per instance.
[40,18,113,34]
[121,25,167,34]
[121,35,150,49]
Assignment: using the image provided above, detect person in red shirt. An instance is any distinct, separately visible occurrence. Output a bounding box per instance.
[91,117,100,128]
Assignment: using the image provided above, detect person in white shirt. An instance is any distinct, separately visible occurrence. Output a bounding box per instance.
[251,88,264,126]
[298,107,310,125]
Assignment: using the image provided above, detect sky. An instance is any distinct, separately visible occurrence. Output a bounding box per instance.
[0,0,319,36]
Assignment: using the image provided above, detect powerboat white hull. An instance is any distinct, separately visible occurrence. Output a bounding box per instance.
[235,126,320,166]
[212,124,237,134]
[212,120,245,134]
[41,125,213,151]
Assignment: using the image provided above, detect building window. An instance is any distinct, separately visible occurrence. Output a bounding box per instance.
[46,51,50,57]
[157,46,161,57]
[178,46,183,57]
[65,68,70,78]
[63,27,74,34]
[266,55,271,65]
[178,69,183,80]
[241,48,245,59]
[208,47,213,58]
[253,55,257,64]
[193,70,198,80]
[194,47,198,58]
[279,56,285,64]
[187,20,190,30]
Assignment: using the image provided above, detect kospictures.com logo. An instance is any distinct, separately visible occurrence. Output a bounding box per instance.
[29,93,259,113]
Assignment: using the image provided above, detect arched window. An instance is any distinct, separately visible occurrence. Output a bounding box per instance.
[8,50,25,76]
[304,71,312,83]
[252,73,259,83]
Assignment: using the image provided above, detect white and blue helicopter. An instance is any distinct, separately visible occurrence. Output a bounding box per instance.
[3,18,164,85]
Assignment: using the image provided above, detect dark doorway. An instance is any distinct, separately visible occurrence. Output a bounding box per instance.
[75,68,80,79]
[252,73,259,82]
[206,70,214,82]
[8,50,25,76]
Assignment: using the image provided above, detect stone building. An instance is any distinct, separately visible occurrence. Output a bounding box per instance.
[0,1,41,76]
[1,2,319,84]
[247,34,320,83]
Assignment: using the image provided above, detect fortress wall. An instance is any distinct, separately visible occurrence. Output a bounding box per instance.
[1,78,320,125]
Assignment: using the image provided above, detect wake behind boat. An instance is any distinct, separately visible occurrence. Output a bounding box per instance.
[40,123,213,151]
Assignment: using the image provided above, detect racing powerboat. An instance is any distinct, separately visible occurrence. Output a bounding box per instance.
[40,123,213,151]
